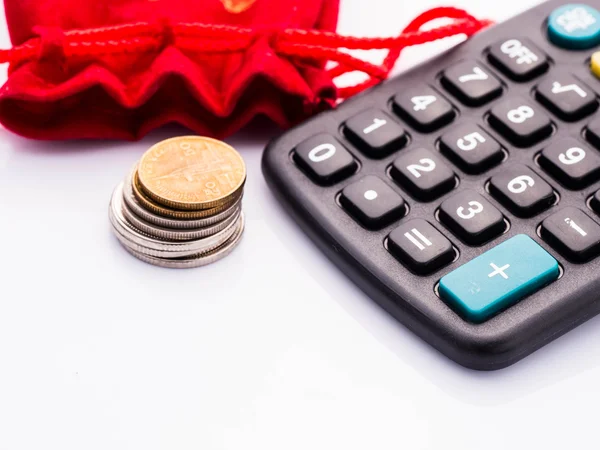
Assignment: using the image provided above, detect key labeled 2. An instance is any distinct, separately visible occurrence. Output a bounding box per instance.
[390,148,456,201]
[439,190,506,245]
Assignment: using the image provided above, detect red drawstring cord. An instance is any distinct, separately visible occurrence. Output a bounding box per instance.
[0,7,492,100]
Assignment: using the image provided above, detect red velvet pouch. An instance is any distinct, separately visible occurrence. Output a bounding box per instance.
[0,0,338,140]
[0,1,490,141]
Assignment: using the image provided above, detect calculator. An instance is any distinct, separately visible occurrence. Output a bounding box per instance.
[262,1,600,370]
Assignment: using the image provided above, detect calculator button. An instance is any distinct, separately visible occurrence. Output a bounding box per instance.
[294,134,358,185]
[536,73,597,121]
[548,4,600,49]
[390,147,456,201]
[590,189,600,213]
[584,116,600,149]
[439,124,504,174]
[439,190,505,246]
[488,38,549,81]
[441,60,502,106]
[538,137,600,189]
[488,97,553,147]
[591,51,600,80]
[541,207,600,262]
[387,219,455,275]
[489,164,555,217]
[344,109,408,158]
[439,234,559,323]
[340,175,406,229]
[392,85,455,132]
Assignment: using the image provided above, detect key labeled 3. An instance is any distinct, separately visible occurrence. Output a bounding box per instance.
[439,190,506,245]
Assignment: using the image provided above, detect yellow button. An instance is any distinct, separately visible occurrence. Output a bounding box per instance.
[591,51,600,78]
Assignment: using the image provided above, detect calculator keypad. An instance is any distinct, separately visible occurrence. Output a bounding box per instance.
[264,1,600,366]
[489,164,555,217]
[488,38,549,81]
[541,207,600,262]
[392,84,455,132]
[488,97,553,147]
[536,73,597,121]
[387,219,455,275]
[441,60,503,106]
[538,138,600,189]
[439,124,504,173]
[438,190,506,245]
[344,109,408,158]
[294,134,358,185]
[340,176,407,229]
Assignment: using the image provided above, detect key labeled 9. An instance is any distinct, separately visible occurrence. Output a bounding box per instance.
[538,137,600,190]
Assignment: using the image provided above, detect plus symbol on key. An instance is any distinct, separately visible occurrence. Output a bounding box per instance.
[488,262,511,279]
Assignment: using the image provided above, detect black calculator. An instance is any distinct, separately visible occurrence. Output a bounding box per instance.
[262,0,600,370]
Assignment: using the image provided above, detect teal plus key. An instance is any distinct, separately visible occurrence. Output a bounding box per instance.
[548,4,600,49]
[439,235,559,323]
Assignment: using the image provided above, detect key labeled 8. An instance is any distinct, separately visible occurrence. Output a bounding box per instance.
[507,105,534,124]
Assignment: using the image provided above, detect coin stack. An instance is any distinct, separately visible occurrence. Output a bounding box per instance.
[109,136,246,268]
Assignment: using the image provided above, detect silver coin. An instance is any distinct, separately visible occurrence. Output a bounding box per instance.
[122,167,243,229]
[122,214,245,269]
[117,183,241,241]
[109,185,240,258]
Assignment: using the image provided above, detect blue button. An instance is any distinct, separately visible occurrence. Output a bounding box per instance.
[548,4,600,49]
[439,235,559,323]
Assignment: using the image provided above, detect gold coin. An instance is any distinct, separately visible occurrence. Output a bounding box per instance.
[131,169,242,220]
[137,136,246,211]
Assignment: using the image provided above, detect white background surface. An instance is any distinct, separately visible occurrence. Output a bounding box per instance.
[0,0,597,449]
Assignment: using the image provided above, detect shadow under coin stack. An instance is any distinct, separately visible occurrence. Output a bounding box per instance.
[109,137,246,268]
